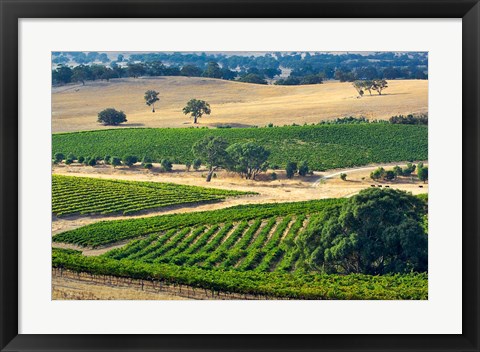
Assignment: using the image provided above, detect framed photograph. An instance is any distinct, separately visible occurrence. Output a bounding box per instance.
[1,0,479,351]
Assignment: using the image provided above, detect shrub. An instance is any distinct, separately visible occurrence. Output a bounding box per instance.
[78,156,85,163]
[286,162,298,179]
[384,170,396,181]
[185,161,192,171]
[97,108,127,126]
[270,172,278,180]
[370,167,385,181]
[193,159,202,170]
[143,163,153,169]
[298,161,309,177]
[393,165,403,176]
[87,158,97,167]
[340,173,347,181]
[142,156,152,164]
[160,159,173,172]
[54,152,65,163]
[111,157,122,168]
[104,155,111,164]
[66,153,76,161]
[65,159,74,165]
[123,155,138,167]
[403,163,416,176]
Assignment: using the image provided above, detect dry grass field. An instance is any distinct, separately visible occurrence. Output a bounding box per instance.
[52,77,428,133]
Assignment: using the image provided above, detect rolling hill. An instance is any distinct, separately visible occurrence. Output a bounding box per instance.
[52,77,428,133]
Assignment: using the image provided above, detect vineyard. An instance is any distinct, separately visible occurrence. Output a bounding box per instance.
[52,175,253,216]
[52,124,428,170]
[52,198,428,299]
[52,248,427,300]
[52,199,343,247]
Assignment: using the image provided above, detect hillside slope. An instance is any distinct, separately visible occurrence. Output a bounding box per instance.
[52,77,428,133]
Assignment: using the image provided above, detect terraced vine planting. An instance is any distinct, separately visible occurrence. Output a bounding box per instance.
[52,199,428,299]
[52,124,428,170]
[52,175,254,216]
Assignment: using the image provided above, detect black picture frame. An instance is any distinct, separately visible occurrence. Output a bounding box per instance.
[1,1,479,351]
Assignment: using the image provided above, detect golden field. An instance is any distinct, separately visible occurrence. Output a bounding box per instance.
[52,76,428,133]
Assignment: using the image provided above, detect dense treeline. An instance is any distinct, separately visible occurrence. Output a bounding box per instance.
[52,51,428,86]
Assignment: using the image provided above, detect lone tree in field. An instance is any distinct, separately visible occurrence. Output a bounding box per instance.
[144,90,160,112]
[297,188,428,275]
[372,79,388,95]
[352,80,374,97]
[352,81,365,97]
[97,108,127,126]
[226,142,270,180]
[192,136,230,182]
[183,99,211,124]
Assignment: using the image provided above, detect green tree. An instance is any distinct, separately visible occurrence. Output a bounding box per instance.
[297,188,428,275]
[193,159,202,170]
[202,61,222,78]
[180,65,203,77]
[226,142,270,180]
[160,159,173,172]
[384,170,396,181]
[53,152,65,163]
[238,73,267,85]
[393,165,403,176]
[286,162,298,179]
[144,90,160,112]
[123,155,138,167]
[418,166,428,183]
[97,108,127,126]
[372,79,388,95]
[370,167,385,181]
[111,157,121,168]
[192,136,230,182]
[298,161,309,176]
[403,163,416,176]
[182,99,211,124]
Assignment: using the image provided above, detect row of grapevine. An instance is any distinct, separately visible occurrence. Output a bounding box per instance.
[52,175,253,216]
[52,248,428,300]
[52,199,344,247]
[53,124,428,171]
[95,214,305,273]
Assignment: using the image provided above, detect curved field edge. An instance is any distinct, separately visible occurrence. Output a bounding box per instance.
[52,124,428,171]
[52,174,255,216]
[52,248,427,300]
[52,199,344,247]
